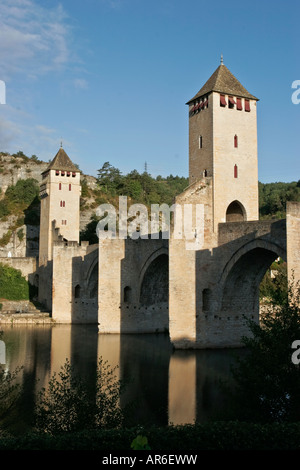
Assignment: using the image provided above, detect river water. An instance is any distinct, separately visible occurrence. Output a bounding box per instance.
[0,324,243,433]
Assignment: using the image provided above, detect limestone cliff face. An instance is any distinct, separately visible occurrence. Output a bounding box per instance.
[0,153,97,256]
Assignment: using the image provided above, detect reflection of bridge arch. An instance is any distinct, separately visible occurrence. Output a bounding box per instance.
[220,239,287,316]
[139,248,169,307]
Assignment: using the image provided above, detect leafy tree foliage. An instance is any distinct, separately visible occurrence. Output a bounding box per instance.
[0,263,29,300]
[0,361,23,428]
[34,358,129,435]
[224,282,300,423]
[259,181,300,219]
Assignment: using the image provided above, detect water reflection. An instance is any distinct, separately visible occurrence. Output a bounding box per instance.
[0,324,241,432]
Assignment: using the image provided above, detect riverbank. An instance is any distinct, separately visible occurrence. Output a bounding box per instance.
[0,299,52,324]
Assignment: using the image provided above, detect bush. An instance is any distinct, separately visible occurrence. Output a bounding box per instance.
[223,282,300,423]
[34,358,129,435]
[0,263,29,300]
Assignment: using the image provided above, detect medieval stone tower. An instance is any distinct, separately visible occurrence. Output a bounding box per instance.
[38,147,81,308]
[186,58,259,231]
[39,146,81,266]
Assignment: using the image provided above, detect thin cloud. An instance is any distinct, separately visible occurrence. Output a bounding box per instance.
[0,0,72,80]
[73,78,89,90]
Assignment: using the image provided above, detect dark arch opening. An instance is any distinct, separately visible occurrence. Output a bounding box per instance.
[226,200,246,222]
[221,247,283,318]
[202,288,211,312]
[124,286,132,303]
[74,284,81,298]
[88,263,98,298]
[140,254,169,306]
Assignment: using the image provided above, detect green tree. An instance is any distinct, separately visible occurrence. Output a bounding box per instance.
[224,282,300,423]
[34,358,129,435]
[0,359,23,428]
[97,162,123,194]
[0,263,29,300]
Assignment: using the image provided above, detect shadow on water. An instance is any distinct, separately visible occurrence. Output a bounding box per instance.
[0,324,244,433]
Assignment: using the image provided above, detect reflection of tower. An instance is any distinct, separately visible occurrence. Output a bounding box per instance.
[38,147,81,267]
[186,58,259,230]
[168,353,196,425]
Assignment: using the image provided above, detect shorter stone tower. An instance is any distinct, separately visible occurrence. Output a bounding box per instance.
[39,147,81,266]
[38,147,81,308]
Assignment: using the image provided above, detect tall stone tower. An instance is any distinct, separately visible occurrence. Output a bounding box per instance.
[39,147,81,267]
[186,59,259,231]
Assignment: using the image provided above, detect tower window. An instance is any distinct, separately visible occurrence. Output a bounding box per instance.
[220,94,226,107]
[67,172,70,177]
[237,98,242,110]
[72,172,76,177]
[69,184,71,191]
[59,183,62,190]
[55,170,59,176]
[199,135,203,149]
[61,171,65,176]
[60,201,65,207]
[234,135,238,148]
[234,164,238,178]
[228,96,236,109]
[245,99,250,112]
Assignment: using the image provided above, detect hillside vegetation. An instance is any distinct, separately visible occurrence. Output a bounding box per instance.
[0,152,299,244]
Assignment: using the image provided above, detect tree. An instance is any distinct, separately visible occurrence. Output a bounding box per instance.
[224,282,300,423]
[0,358,23,428]
[34,358,129,435]
[97,162,123,194]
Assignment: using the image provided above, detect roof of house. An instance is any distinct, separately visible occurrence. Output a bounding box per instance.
[44,147,79,173]
[186,63,258,104]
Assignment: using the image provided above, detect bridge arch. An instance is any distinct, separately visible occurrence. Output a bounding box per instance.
[86,253,99,299]
[139,248,169,306]
[219,239,287,318]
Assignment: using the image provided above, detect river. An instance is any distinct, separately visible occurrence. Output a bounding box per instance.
[0,324,243,433]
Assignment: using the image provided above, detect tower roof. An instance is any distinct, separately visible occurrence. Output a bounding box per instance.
[186,63,258,104]
[44,147,79,173]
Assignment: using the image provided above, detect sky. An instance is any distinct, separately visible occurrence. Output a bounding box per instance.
[0,0,299,183]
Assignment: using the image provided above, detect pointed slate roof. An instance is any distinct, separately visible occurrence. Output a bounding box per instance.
[186,64,258,104]
[44,147,79,173]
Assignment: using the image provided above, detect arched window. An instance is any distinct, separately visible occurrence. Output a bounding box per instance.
[234,164,238,178]
[226,201,246,222]
[74,284,81,298]
[124,286,132,303]
[234,135,238,148]
[202,289,211,312]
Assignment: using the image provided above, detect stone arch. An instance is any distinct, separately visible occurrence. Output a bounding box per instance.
[87,262,98,299]
[139,251,169,307]
[225,200,246,222]
[220,239,287,318]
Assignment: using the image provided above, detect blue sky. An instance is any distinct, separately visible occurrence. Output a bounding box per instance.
[0,0,299,183]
